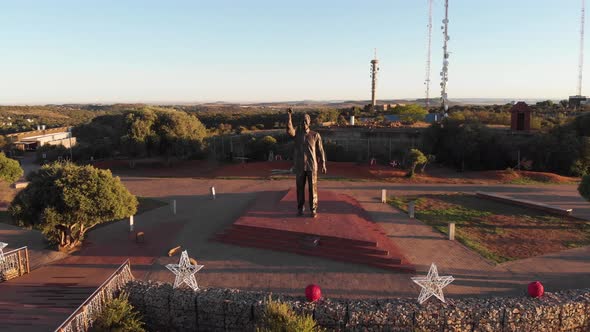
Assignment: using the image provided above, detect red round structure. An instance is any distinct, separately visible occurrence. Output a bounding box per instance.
[305,284,322,302]
[527,281,544,298]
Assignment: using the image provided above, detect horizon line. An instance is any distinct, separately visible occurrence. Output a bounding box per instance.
[0,97,569,107]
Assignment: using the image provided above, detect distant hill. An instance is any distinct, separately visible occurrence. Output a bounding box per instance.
[176,98,559,108]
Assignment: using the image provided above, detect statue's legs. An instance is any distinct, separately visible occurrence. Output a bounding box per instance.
[296,171,306,214]
[296,171,318,216]
[308,171,318,214]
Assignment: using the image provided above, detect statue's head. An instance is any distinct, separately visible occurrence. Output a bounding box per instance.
[301,113,311,132]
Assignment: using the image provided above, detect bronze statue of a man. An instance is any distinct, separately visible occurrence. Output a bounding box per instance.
[286,108,327,218]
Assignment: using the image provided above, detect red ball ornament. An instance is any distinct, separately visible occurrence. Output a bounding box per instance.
[305,284,322,302]
[528,281,544,298]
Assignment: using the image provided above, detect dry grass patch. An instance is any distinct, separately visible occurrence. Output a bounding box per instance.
[389,194,590,263]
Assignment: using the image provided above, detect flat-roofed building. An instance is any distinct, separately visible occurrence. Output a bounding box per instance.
[10,127,76,151]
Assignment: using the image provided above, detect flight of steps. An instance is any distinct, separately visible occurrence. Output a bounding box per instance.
[213,189,415,273]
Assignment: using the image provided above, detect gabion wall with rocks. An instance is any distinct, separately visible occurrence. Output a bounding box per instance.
[124,281,590,332]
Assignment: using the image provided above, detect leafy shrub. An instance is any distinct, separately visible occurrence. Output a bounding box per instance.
[407,148,427,177]
[256,297,324,332]
[394,104,428,123]
[10,162,137,250]
[247,135,278,161]
[0,152,23,183]
[91,292,145,332]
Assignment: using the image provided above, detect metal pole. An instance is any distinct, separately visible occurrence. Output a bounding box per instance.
[440,0,450,116]
[578,0,586,96]
[24,248,30,273]
[425,0,433,108]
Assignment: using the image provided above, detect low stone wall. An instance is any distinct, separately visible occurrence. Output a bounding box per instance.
[124,281,590,331]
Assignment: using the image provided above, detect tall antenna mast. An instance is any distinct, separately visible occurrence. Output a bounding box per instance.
[578,0,586,96]
[440,0,450,114]
[425,0,433,108]
[370,48,379,111]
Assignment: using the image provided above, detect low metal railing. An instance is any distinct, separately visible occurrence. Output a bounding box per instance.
[0,246,29,281]
[55,259,135,332]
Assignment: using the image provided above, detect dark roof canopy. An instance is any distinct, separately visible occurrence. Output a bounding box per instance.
[510,101,531,113]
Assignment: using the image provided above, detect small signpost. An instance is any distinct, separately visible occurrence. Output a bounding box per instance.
[210,187,216,200]
[408,201,415,219]
[449,223,455,240]
[129,215,134,232]
[381,189,387,203]
[171,199,176,215]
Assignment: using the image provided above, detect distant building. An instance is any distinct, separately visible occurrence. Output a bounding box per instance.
[568,95,587,109]
[424,113,439,123]
[510,102,532,131]
[7,127,76,151]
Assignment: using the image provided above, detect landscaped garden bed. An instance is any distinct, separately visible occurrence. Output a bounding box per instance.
[389,194,590,263]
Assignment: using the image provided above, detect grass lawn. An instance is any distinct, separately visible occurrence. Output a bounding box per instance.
[389,194,590,264]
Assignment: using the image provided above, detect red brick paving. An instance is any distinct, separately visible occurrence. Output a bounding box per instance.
[0,198,185,331]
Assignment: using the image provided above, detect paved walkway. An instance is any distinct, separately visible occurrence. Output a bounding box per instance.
[122,178,590,299]
[0,199,185,331]
[0,178,589,331]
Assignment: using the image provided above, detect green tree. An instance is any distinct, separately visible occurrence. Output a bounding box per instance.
[152,110,207,160]
[91,292,145,332]
[579,175,590,202]
[73,108,208,161]
[120,110,157,157]
[9,163,137,250]
[0,152,23,183]
[407,148,427,177]
[395,104,428,123]
[247,135,277,161]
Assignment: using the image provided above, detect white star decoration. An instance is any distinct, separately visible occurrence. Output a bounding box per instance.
[411,263,454,304]
[0,242,7,263]
[166,250,204,291]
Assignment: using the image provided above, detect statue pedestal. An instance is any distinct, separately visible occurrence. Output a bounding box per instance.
[213,188,414,273]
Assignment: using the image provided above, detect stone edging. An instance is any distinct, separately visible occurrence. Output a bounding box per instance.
[124,281,590,331]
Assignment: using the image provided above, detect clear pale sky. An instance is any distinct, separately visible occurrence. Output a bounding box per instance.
[0,0,585,104]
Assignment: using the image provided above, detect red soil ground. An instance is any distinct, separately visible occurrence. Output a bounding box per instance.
[93,159,578,185]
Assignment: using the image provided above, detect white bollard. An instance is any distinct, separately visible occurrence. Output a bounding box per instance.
[408,201,415,219]
[210,186,216,200]
[449,223,455,241]
[381,189,387,203]
[129,215,134,232]
[172,199,176,215]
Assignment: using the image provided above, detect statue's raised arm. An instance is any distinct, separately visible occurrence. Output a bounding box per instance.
[286,108,296,137]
